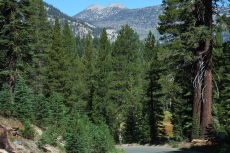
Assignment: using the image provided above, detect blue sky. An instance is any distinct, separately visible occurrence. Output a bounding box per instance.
[43,0,163,16]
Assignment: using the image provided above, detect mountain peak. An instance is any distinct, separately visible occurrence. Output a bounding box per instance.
[108,3,127,9]
[86,4,105,11]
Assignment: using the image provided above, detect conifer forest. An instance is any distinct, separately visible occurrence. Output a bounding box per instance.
[0,0,230,153]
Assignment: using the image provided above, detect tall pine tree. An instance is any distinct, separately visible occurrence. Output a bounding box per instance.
[45,17,65,97]
[110,25,143,143]
[143,31,164,144]
[158,0,216,139]
[0,0,33,92]
[91,28,112,124]
[26,0,52,95]
[82,32,96,114]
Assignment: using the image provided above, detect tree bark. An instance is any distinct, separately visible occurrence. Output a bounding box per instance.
[200,0,213,139]
[9,55,15,93]
[192,0,213,139]
[191,0,204,139]
[192,57,202,139]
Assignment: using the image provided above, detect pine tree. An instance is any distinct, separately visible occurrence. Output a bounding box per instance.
[48,91,66,127]
[45,17,64,96]
[110,25,143,143]
[217,41,230,128]
[14,78,34,121]
[0,0,33,92]
[75,35,86,58]
[143,31,164,144]
[0,83,12,117]
[158,0,215,139]
[82,32,96,114]
[91,28,111,123]
[26,0,52,95]
[61,22,77,104]
[212,9,230,135]
[33,94,52,126]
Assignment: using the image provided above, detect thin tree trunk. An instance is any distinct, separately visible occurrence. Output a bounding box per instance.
[9,55,15,93]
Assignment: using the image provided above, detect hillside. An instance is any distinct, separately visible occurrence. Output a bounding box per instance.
[74,4,230,41]
[0,116,64,153]
[44,2,117,41]
[73,4,163,40]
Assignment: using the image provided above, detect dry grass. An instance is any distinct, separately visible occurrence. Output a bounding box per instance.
[162,111,173,136]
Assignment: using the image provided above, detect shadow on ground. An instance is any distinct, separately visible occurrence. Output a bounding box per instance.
[180,143,230,153]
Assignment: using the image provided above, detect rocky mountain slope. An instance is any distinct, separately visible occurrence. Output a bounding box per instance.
[74,3,230,41]
[0,116,64,153]
[44,2,229,41]
[73,3,163,40]
[44,2,117,41]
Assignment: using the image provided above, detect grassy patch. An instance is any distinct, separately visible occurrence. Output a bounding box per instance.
[162,111,173,136]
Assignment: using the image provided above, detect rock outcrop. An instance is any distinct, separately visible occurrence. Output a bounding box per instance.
[0,125,14,152]
[0,117,43,153]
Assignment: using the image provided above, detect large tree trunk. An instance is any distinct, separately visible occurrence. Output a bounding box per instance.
[192,0,213,139]
[200,0,213,139]
[192,56,202,139]
[191,0,204,139]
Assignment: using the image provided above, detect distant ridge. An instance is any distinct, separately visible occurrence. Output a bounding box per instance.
[85,4,105,11]
[73,4,163,40]
[107,3,127,9]
[74,3,230,41]
[44,2,118,41]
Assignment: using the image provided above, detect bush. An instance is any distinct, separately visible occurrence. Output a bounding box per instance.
[0,83,13,117]
[169,140,179,148]
[219,144,230,153]
[20,121,35,140]
[37,126,59,147]
[63,116,116,153]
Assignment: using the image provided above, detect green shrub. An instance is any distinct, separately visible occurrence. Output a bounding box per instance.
[169,140,179,148]
[20,121,35,140]
[219,144,230,153]
[37,126,59,147]
[63,116,116,153]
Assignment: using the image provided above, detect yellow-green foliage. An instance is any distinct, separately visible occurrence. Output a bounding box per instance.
[162,111,173,136]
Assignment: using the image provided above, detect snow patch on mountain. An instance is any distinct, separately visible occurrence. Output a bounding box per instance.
[108,3,127,9]
[86,4,105,11]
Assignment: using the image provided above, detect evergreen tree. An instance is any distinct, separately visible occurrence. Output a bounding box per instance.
[61,22,77,104]
[26,0,52,95]
[110,25,143,143]
[143,31,165,144]
[33,94,52,126]
[45,17,64,96]
[158,0,216,139]
[82,32,96,113]
[75,35,86,58]
[0,83,12,117]
[0,0,33,92]
[14,78,34,121]
[91,28,111,124]
[48,91,66,127]
[63,115,116,153]
[216,41,230,128]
